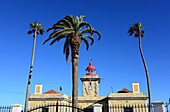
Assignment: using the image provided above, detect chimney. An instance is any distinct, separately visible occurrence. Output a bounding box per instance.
[35,84,43,94]
[132,82,140,93]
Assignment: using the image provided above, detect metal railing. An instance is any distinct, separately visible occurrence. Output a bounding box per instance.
[28,102,86,112]
[0,106,12,112]
[108,104,150,112]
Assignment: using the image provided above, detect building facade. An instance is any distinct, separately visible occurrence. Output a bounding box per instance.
[29,61,148,112]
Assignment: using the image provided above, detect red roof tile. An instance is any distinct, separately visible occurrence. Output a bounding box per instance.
[43,89,60,94]
[117,88,132,93]
[86,62,96,71]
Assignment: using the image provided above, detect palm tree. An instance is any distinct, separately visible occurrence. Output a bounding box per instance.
[24,22,44,112]
[128,22,151,112]
[43,15,101,111]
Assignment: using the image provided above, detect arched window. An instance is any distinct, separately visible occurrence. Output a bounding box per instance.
[88,82,92,90]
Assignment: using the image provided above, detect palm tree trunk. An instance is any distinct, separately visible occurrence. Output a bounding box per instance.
[72,54,79,112]
[138,37,151,112]
[71,37,80,112]
[24,32,37,112]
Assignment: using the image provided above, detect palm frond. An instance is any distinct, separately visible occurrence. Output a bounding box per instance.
[30,23,35,28]
[79,28,92,35]
[128,29,134,36]
[49,28,74,38]
[80,36,89,50]
[45,15,101,64]
[141,30,144,37]
[43,38,51,45]
[78,22,92,31]
[63,15,74,26]
[75,16,79,24]
[50,36,66,45]
[128,22,144,38]
[63,38,71,63]
[53,19,72,28]
[65,46,70,63]
[75,16,80,30]
[79,15,86,22]
[28,22,44,36]
[63,37,70,54]
[81,35,94,46]
[53,24,66,29]
[47,27,54,32]
[128,26,133,31]
[27,30,33,34]
[92,30,101,40]
[47,25,66,32]
[135,33,140,37]
[129,32,134,36]
[39,29,44,35]
[134,23,140,28]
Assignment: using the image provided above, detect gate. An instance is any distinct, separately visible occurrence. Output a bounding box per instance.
[28,102,86,112]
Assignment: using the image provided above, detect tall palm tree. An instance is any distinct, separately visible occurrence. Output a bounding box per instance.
[24,22,44,112]
[43,15,101,111]
[128,22,151,112]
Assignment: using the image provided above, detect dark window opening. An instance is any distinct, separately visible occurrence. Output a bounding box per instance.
[84,108,93,112]
[42,107,49,112]
[88,82,92,90]
[124,107,133,112]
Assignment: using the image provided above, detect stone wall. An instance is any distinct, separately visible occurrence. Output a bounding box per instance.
[29,93,148,112]
[29,94,70,109]
[108,93,148,112]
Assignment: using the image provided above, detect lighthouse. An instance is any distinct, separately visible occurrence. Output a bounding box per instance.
[80,61,100,97]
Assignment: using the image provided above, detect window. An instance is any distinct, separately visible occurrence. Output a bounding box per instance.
[124,107,133,112]
[84,108,93,112]
[88,82,92,90]
[41,107,49,112]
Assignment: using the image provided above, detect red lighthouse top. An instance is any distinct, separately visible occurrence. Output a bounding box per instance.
[85,61,96,75]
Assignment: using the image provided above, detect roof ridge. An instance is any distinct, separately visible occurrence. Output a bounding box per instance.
[43,89,60,94]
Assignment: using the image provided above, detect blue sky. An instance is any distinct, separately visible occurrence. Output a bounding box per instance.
[0,0,170,106]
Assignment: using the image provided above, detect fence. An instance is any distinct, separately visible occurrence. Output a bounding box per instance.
[28,102,87,112]
[0,103,163,112]
[0,106,12,112]
[0,104,149,112]
[29,103,151,112]
[108,104,150,112]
